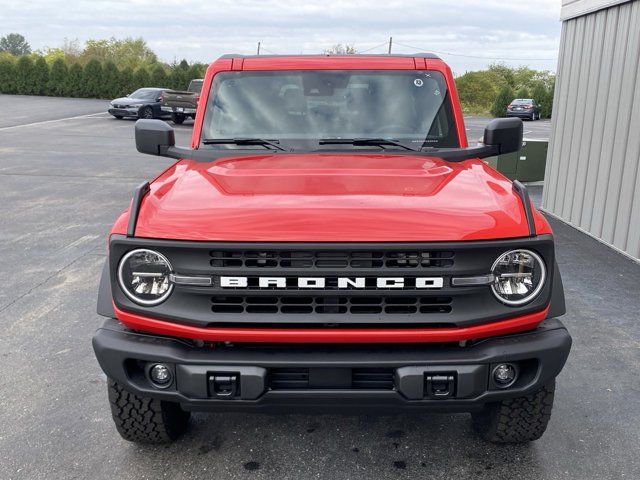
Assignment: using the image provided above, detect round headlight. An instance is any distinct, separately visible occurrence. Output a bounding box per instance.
[491,249,546,306]
[117,249,173,305]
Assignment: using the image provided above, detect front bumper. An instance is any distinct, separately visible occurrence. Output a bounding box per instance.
[108,107,138,117]
[93,318,571,413]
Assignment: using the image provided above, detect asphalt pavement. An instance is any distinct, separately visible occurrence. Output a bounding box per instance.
[0,95,637,480]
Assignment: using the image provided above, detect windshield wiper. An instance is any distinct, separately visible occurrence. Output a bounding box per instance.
[318,138,417,152]
[202,138,288,151]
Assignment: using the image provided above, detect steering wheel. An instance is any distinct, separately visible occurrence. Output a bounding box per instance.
[373,124,415,134]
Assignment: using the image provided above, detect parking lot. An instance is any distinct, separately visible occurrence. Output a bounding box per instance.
[0,95,638,480]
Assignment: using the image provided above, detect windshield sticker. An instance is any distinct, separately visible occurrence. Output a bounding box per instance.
[414,78,424,87]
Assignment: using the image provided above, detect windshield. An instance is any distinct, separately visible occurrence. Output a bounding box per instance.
[200,70,459,150]
[130,89,160,100]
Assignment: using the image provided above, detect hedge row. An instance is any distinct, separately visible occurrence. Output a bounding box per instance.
[0,56,205,99]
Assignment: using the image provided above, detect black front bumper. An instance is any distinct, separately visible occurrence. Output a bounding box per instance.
[93,318,571,413]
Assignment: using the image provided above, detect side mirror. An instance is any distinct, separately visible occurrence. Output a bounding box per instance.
[483,117,523,155]
[135,119,175,156]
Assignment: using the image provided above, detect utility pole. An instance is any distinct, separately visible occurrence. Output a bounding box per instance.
[388,36,393,54]
[257,42,261,55]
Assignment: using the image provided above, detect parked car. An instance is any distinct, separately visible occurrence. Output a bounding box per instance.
[108,88,172,120]
[506,98,541,120]
[94,54,570,446]
[161,79,204,124]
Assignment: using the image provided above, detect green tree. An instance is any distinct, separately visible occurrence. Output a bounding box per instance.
[0,33,31,56]
[118,66,135,96]
[150,64,168,87]
[82,59,103,97]
[531,83,549,119]
[48,58,68,96]
[542,80,555,118]
[491,86,515,118]
[33,56,49,95]
[15,55,35,94]
[0,56,16,93]
[169,59,190,90]
[515,87,531,100]
[187,63,204,82]
[133,67,151,90]
[66,63,84,96]
[81,37,157,69]
[323,44,357,54]
[101,60,120,98]
[456,71,497,113]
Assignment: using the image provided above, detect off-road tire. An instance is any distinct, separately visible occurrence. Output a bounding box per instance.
[472,380,555,443]
[171,112,185,124]
[107,379,190,444]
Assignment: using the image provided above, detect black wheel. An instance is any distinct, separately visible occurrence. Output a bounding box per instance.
[113,115,124,119]
[107,379,190,444]
[139,106,154,119]
[171,112,186,124]
[472,380,555,444]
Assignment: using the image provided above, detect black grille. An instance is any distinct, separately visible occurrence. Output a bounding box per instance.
[211,295,452,315]
[268,368,395,390]
[210,250,454,269]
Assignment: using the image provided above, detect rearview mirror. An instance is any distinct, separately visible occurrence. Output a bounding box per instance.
[483,117,523,155]
[135,119,175,156]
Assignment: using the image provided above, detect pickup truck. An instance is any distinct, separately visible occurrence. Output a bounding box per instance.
[161,78,203,124]
[93,54,571,445]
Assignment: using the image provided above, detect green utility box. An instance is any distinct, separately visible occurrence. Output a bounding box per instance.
[484,139,548,182]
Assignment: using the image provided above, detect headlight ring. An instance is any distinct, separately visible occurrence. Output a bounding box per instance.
[490,249,546,306]
[117,249,174,306]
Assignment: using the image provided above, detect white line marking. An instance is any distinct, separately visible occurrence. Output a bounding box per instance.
[0,112,108,131]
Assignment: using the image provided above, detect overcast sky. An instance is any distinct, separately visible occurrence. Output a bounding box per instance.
[1,0,562,74]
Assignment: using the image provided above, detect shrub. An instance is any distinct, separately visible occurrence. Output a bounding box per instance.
[82,59,103,97]
[132,67,150,90]
[48,58,68,96]
[33,56,49,95]
[491,86,515,118]
[0,56,16,93]
[15,55,35,95]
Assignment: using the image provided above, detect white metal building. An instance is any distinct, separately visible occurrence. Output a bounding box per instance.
[542,0,640,261]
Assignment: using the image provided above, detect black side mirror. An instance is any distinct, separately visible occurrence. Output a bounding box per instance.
[483,118,523,155]
[135,120,175,156]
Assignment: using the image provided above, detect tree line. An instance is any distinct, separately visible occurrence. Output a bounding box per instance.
[0,34,206,99]
[456,64,555,118]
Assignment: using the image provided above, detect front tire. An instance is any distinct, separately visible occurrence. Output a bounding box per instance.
[139,106,154,119]
[107,379,190,444]
[171,112,185,124]
[472,380,555,443]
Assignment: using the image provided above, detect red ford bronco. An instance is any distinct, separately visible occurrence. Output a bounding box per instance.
[93,54,571,444]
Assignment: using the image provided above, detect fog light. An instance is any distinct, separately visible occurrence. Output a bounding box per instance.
[149,364,172,387]
[493,363,517,387]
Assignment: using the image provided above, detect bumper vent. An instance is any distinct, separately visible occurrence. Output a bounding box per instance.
[268,367,395,390]
[210,250,454,269]
[211,296,452,315]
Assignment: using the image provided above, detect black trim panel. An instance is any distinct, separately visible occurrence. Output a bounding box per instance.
[513,180,536,237]
[126,182,150,237]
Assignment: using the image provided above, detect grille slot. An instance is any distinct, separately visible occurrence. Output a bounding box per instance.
[210,250,454,269]
[268,368,395,390]
[211,296,452,315]
[351,368,395,389]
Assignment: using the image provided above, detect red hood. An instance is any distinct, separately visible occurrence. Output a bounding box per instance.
[117,153,550,241]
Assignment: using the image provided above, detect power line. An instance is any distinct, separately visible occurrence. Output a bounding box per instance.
[357,41,389,53]
[394,41,557,61]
